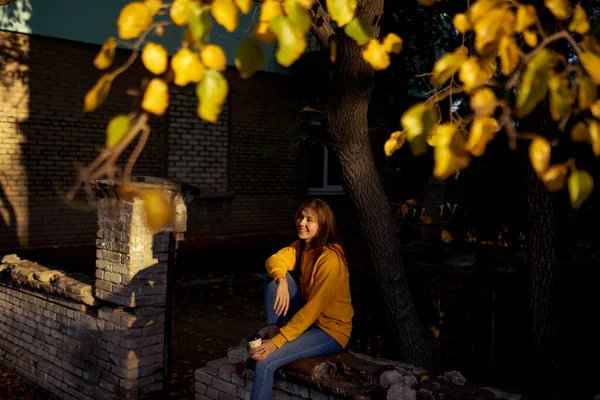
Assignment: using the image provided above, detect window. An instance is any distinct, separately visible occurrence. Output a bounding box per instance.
[306,122,344,195]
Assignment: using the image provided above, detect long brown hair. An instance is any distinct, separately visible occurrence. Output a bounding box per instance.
[294,198,346,270]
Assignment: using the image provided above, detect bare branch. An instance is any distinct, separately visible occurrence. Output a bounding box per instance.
[309,0,335,50]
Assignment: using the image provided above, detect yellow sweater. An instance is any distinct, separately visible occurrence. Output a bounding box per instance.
[265,241,354,348]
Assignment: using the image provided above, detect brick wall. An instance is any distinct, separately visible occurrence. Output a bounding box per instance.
[0,30,306,251]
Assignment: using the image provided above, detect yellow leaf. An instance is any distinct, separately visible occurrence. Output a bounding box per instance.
[569,4,589,34]
[591,99,600,118]
[470,87,497,116]
[588,120,600,156]
[580,35,600,54]
[529,136,551,177]
[541,164,568,192]
[171,0,196,25]
[458,56,497,92]
[384,130,406,156]
[473,8,515,57]
[105,115,131,148]
[142,78,169,116]
[431,46,469,87]
[93,37,117,70]
[171,48,205,86]
[468,0,502,24]
[234,0,252,14]
[452,13,470,34]
[201,44,227,71]
[362,39,390,71]
[420,375,430,382]
[254,0,283,44]
[548,72,573,121]
[421,216,432,224]
[84,74,113,112]
[117,2,153,39]
[579,52,600,85]
[294,0,313,8]
[270,15,306,67]
[197,70,229,123]
[344,18,373,46]
[578,76,597,110]
[326,0,357,27]
[441,229,453,244]
[523,30,538,47]
[145,0,162,15]
[433,124,471,180]
[188,5,213,48]
[515,49,561,117]
[516,4,537,33]
[143,191,175,231]
[212,0,239,33]
[330,38,338,63]
[544,0,571,20]
[382,33,403,54]
[568,170,594,209]
[417,0,436,5]
[570,121,590,142]
[285,0,312,32]
[498,35,520,76]
[466,117,499,157]
[235,37,266,79]
[406,199,417,205]
[400,103,440,156]
[141,42,168,75]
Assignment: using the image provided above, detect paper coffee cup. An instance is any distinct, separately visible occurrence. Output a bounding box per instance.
[247,334,262,348]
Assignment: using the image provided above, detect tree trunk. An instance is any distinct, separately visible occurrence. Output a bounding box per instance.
[524,158,559,398]
[322,11,431,364]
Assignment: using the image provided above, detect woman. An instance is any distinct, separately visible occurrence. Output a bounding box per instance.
[249,198,354,400]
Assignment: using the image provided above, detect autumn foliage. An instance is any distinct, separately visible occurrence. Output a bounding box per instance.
[75,0,598,230]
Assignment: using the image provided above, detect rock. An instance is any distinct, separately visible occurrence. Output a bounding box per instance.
[417,388,439,400]
[228,343,250,364]
[400,375,417,389]
[387,384,416,400]
[1,254,20,263]
[442,370,466,386]
[477,387,522,399]
[380,370,405,389]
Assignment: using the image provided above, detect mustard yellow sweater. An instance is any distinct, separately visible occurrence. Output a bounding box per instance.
[265,241,354,348]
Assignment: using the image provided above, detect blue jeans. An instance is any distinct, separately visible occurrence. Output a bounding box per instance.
[250,274,342,400]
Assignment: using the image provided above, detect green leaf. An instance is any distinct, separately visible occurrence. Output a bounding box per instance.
[344,18,372,45]
[400,103,440,156]
[105,115,131,148]
[188,5,212,48]
[568,170,594,209]
[284,0,311,32]
[235,37,266,79]
[269,15,306,67]
[516,68,549,117]
[196,70,229,123]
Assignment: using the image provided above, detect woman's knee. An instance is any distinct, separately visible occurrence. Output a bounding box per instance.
[254,359,277,376]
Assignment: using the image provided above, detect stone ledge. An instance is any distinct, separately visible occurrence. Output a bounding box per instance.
[197,351,526,400]
[1,255,98,306]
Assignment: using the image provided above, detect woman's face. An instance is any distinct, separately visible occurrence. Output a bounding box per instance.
[297,208,319,244]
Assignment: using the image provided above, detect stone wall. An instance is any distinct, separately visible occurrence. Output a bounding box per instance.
[195,352,526,400]
[0,30,305,251]
[0,177,194,399]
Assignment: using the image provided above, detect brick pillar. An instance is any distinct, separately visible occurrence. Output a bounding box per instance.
[91,177,198,399]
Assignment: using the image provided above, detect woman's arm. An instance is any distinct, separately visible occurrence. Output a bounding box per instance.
[265,241,300,280]
[271,252,345,348]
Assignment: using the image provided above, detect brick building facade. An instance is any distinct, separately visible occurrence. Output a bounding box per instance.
[0,30,309,251]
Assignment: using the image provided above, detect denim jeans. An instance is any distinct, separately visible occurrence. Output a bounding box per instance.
[250,274,342,400]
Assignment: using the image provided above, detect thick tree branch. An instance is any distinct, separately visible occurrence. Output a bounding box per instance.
[309,0,335,50]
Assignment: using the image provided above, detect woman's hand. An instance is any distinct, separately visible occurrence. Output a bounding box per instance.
[251,340,277,360]
[274,278,290,316]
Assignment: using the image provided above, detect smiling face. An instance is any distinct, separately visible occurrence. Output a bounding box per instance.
[296,207,320,244]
